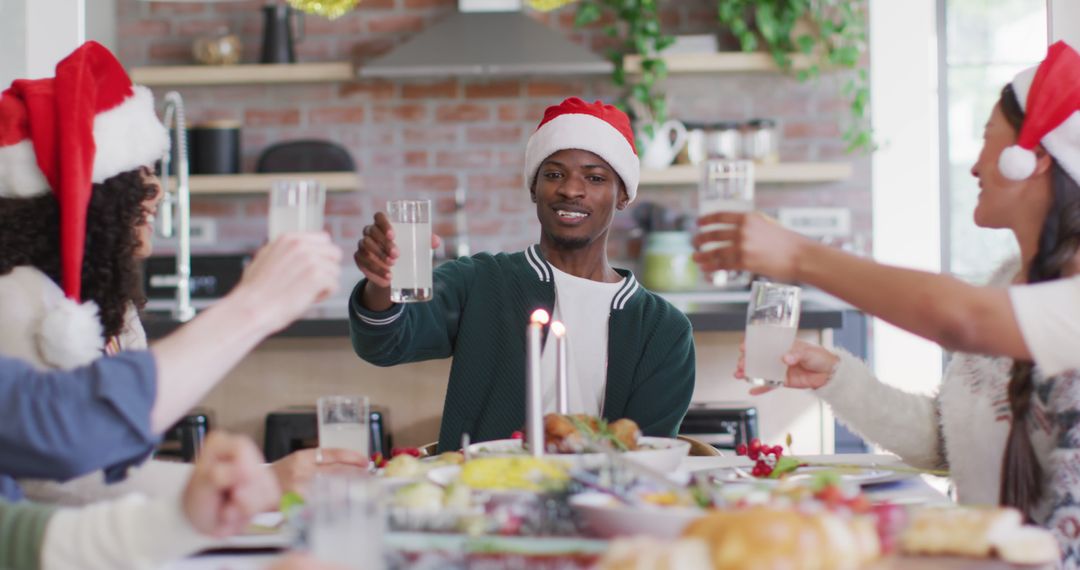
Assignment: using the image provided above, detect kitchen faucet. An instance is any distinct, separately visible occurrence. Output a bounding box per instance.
[156,91,195,322]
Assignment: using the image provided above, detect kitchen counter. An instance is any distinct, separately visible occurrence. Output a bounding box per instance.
[142,288,859,339]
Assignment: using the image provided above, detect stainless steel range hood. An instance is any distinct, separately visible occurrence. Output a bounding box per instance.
[358,0,613,78]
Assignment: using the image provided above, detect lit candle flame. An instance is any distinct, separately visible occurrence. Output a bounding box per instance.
[530,309,550,325]
[550,321,566,336]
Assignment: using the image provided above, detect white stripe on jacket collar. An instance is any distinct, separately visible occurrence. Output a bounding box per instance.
[525,245,638,311]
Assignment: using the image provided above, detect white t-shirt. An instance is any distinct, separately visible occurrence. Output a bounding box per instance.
[540,265,626,416]
[1010,276,1080,376]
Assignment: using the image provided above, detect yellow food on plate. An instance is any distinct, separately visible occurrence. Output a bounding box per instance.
[459,456,569,492]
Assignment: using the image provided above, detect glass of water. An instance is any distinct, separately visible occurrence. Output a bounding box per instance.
[268,180,326,239]
[387,199,433,303]
[744,281,801,388]
[698,159,755,288]
[308,468,385,570]
[317,395,370,465]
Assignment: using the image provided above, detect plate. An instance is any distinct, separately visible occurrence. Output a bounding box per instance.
[568,492,705,539]
[467,437,691,472]
[707,453,914,486]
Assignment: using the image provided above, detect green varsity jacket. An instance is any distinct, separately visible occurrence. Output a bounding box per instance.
[349,245,696,451]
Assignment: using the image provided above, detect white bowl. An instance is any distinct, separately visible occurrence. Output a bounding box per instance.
[569,492,705,538]
[467,437,690,473]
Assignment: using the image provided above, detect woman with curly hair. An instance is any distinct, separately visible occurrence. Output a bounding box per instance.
[0,165,160,365]
[0,42,366,507]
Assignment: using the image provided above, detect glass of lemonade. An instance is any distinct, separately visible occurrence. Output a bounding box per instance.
[698,159,755,288]
[744,281,801,388]
[309,467,385,570]
[317,395,370,464]
[387,199,433,303]
[268,180,326,239]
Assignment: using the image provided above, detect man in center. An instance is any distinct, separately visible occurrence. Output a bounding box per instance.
[350,97,695,451]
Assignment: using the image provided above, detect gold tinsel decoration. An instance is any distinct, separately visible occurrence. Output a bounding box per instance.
[287,0,360,20]
[525,0,577,11]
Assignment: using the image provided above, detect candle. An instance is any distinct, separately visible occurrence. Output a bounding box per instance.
[551,321,568,415]
[526,309,549,457]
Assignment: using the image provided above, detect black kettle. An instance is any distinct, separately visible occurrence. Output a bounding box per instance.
[260,4,305,64]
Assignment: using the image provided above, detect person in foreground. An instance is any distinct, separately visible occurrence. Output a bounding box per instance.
[694,42,1080,379]
[0,41,364,504]
[703,41,1080,567]
[351,97,695,450]
[0,431,279,570]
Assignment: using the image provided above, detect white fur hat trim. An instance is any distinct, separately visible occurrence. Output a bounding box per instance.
[35,298,104,370]
[999,144,1038,180]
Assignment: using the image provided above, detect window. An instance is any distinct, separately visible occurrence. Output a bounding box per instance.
[943,0,1046,281]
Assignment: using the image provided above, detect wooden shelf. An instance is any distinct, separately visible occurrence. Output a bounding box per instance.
[130,62,354,87]
[170,172,361,195]
[640,162,852,186]
[624,52,814,74]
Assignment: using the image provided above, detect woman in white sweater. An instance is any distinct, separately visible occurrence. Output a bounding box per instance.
[716,45,1080,567]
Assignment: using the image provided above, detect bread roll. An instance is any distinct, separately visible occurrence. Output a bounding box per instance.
[900,506,1058,564]
[681,507,879,570]
[899,506,1022,558]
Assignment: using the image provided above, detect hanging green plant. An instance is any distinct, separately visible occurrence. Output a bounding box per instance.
[572,0,674,144]
[717,0,873,152]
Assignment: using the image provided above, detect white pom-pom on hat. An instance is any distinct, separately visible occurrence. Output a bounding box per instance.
[998,144,1038,180]
[35,298,104,370]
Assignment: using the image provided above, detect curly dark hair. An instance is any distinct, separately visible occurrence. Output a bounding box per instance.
[0,168,155,341]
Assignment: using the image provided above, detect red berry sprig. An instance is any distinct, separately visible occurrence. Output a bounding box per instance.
[735,438,785,477]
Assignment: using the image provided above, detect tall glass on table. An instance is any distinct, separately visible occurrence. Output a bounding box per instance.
[268,180,326,239]
[697,159,755,288]
[386,199,433,303]
[744,281,801,388]
[317,395,370,465]
[308,467,385,570]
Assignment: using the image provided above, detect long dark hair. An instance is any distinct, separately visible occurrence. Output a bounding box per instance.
[999,84,1080,517]
[0,168,154,341]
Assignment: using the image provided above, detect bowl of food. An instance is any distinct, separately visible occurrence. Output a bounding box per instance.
[468,415,690,472]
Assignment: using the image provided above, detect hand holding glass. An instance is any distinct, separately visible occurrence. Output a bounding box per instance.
[744,281,801,388]
[268,180,326,239]
[387,199,433,303]
[698,159,754,287]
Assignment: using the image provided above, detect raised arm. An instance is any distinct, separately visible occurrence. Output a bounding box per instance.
[693,212,1031,360]
[149,232,341,432]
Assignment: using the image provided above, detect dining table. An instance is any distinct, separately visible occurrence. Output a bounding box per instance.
[166,455,1047,570]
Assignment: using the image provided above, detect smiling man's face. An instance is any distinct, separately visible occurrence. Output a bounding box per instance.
[531,148,629,251]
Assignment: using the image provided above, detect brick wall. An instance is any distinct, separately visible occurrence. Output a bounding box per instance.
[117,0,870,261]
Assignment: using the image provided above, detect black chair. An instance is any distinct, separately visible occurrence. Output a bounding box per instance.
[678,404,758,452]
[157,411,211,462]
[263,406,390,462]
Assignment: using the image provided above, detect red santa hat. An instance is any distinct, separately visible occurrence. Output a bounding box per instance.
[523,97,640,202]
[0,41,170,302]
[999,40,1080,182]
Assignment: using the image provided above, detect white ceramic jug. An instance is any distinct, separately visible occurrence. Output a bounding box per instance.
[640,120,688,169]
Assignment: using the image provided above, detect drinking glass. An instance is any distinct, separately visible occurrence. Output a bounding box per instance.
[386,199,433,303]
[268,180,326,239]
[308,468,385,570]
[744,281,801,388]
[697,159,755,288]
[317,395,370,464]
